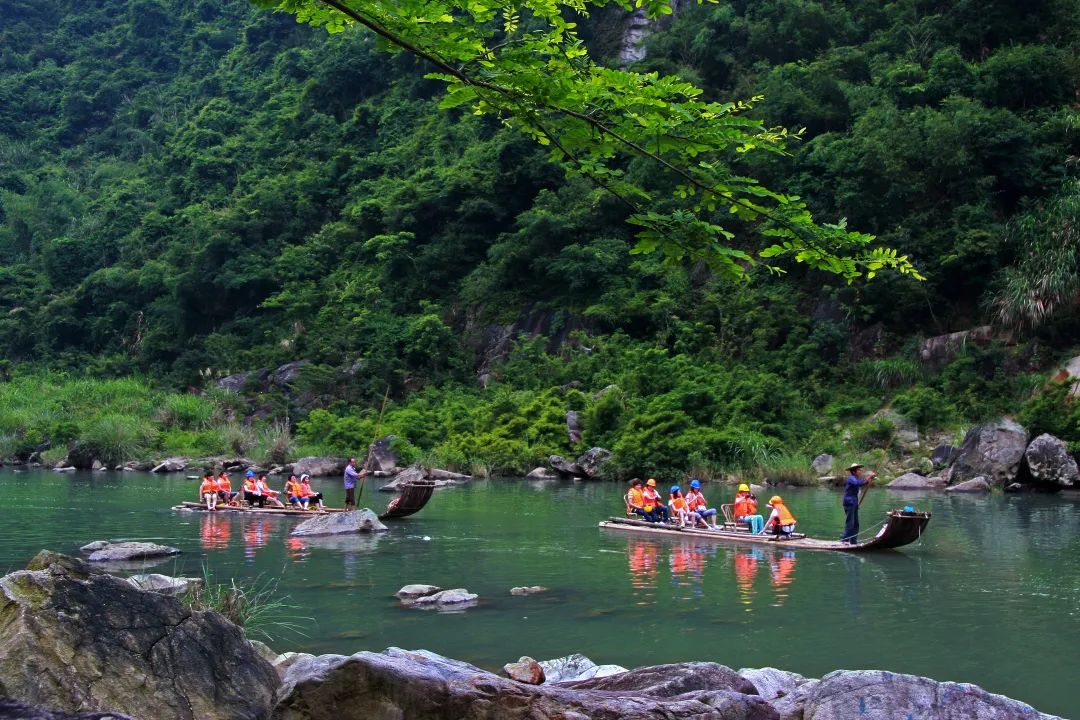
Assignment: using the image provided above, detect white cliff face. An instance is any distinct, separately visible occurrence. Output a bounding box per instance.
[618,0,686,65]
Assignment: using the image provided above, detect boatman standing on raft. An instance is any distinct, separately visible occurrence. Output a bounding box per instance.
[842,463,876,544]
[343,457,367,512]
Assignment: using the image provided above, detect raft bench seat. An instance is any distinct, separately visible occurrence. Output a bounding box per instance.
[720,504,752,532]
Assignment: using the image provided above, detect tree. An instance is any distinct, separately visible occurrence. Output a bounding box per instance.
[254,0,922,283]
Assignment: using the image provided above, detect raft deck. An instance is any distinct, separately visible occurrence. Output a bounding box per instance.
[599,509,931,553]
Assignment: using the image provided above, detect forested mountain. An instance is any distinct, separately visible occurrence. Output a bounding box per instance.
[0,0,1078,475]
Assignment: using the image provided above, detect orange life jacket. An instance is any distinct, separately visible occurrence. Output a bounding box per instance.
[199,479,215,495]
[770,502,796,526]
[285,480,302,497]
[671,496,688,512]
[628,487,645,509]
[218,477,232,493]
[687,490,707,511]
[244,478,257,493]
[734,493,757,518]
[643,488,664,511]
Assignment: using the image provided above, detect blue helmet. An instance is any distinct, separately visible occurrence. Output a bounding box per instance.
[670,485,681,494]
[245,470,255,477]
[690,479,701,489]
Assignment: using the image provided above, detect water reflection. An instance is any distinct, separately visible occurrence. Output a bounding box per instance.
[242,519,272,562]
[767,550,796,606]
[627,540,659,605]
[668,541,713,599]
[734,548,762,607]
[199,514,231,550]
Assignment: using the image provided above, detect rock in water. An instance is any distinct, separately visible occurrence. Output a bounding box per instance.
[395,584,442,600]
[503,656,545,685]
[574,447,612,478]
[538,654,627,684]
[150,457,189,473]
[84,542,181,563]
[801,669,1060,720]
[291,510,387,537]
[377,464,427,493]
[948,418,1028,486]
[291,456,347,478]
[126,573,202,596]
[509,585,548,595]
[548,455,582,476]
[886,473,933,490]
[79,541,110,553]
[0,552,278,719]
[270,649,777,720]
[945,477,993,493]
[408,589,478,606]
[525,467,555,479]
[1024,434,1079,487]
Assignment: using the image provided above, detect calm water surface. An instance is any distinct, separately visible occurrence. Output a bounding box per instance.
[1,470,1077,717]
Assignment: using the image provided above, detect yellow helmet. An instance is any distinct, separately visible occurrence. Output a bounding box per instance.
[646,478,657,487]
[738,483,750,492]
[769,495,783,506]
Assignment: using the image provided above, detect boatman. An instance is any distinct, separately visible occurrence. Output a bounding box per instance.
[842,463,875,544]
[343,457,367,512]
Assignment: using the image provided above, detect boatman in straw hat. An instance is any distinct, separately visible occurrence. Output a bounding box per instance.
[343,457,367,512]
[842,463,876,544]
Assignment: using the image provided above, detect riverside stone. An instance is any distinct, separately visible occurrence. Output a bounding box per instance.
[1024,433,1079,487]
[949,418,1028,486]
[738,667,808,701]
[811,454,834,474]
[887,473,934,490]
[509,585,548,595]
[125,573,202,596]
[270,649,778,720]
[395,584,442,600]
[84,542,181,563]
[150,457,189,473]
[291,456,347,478]
[538,654,627,684]
[290,509,387,537]
[503,656,545,684]
[525,467,555,479]
[946,477,993,493]
[0,552,278,720]
[408,589,477,606]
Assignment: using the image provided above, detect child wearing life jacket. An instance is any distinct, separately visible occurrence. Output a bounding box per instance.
[763,495,797,538]
[669,486,693,527]
[285,474,306,509]
[198,472,217,510]
[300,475,325,511]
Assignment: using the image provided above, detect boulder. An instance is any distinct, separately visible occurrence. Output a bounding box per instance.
[150,457,189,473]
[574,447,612,478]
[408,589,478,606]
[290,509,387,537]
[949,419,1028,486]
[872,409,919,447]
[811,454,834,474]
[946,477,993,493]
[395,584,442,600]
[509,585,548,595]
[738,667,808,701]
[363,436,398,473]
[61,442,95,471]
[274,652,316,679]
[378,465,459,493]
[1050,354,1080,398]
[0,552,278,720]
[270,649,777,720]
[83,542,181,563]
[1023,433,1078,487]
[249,639,281,666]
[427,468,472,481]
[503,656,545,685]
[0,697,136,719]
[79,541,110,553]
[90,460,104,472]
[538,654,626,684]
[566,411,583,444]
[525,467,555,479]
[271,360,310,387]
[292,456,347,478]
[801,669,1058,720]
[548,455,582,476]
[918,326,994,368]
[126,574,202,596]
[560,661,757,696]
[773,679,819,720]
[931,444,960,469]
[217,368,269,393]
[887,473,935,490]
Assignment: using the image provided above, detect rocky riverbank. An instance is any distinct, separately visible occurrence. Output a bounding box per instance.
[0,551,1061,720]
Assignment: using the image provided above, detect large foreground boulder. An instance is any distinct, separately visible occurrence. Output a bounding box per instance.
[290,510,387,537]
[801,669,1058,719]
[948,419,1028,486]
[1024,434,1078,487]
[292,457,347,478]
[271,649,777,720]
[0,552,278,720]
[0,697,135,719]
[737,668,809,702]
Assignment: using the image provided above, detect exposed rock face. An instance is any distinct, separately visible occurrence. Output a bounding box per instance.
[0,697,136,720]
[801,669,1058,720]
[931,444,960,469]
[290,510,387,537]
[395,585,442,600]
[811,454,834,474]
[538,654,627,684]
[566,411,583,444]
[363,436,398,473]
[83,542,181,563]
[0,552,278,720]
[271,649,778,720]
[271,361,310,387]
[1024,433,1078,487]
[503,656,545,685]
[292,457,347,478]
[217,368,270,393]
[576,447,612,477]
[126,574,202,596]
[949,419,1028,486]
[738,667,808,702]
[946,477,993,493]
[525,467,555,479]
[918,325,994,368]
[549,454,581,476]
[150,457,189,473]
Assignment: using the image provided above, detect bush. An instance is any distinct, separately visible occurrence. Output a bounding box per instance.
[892,386,958,429]
[78,414,149,465]
[1018,382,1080,444]
[260,421,296,466]
[157,394,214,430]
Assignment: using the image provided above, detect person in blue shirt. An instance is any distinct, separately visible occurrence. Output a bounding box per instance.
[842,463,875,544]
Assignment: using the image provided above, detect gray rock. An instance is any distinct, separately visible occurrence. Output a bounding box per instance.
[549,455,582,476]
[271,360,310,387]
[525,467,555,479]
[150,457,189,473]
[290,509,387,537]
[90,460,104,472]
[85,542,181,563]
[0,697,137,719]
[919,326,994,368]
[0,552,278,720]
[52,467,76,473]
[510,585,548,595]
[932,444,960,469]
[126,574,202,596]
[249,639,280,666]
[79,541,110,553]
[271,649,777,720]
[273,652,316,679]
[950,418,1028,486]
[363,436,398,473]
[811,454,834,474]
[561,661,757,696]
[396,584,442,600]
[409,589,478,606]
[946,477,993,493]
[379,464,458,493]
[887,473,934,490]
[566,411,582,444]
[427,468,471,481]
[1024,433,1078,487]
[61,441,95,470]
[217,368,269,393]
[773,678,819,720]
[738,667,808,701]
[538,654,626,684]
[574,447,612,478]
[292,456,348,478]
[1005,482,1024,493]
[802,669,1059,719]
[503,656,545,684]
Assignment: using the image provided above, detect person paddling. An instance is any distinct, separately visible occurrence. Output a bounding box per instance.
[198,472,217,511]
[343,457,367,512]
[842,463,876,544]
[733,483,764,534]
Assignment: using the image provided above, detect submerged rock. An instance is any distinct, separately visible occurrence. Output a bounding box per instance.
[949,418,1028,486]
[290,510,387,537]
[946,477,993,493]
[408,588,478,606]
[270,649,777,720]
[125,573,202,596]
[1024,433,1078,487]
[503,656,545,685]
[0,551,278,719]
[83,542,181,563]
[396,584,442,600]
[509,585,548,595]
[538,654,627,684]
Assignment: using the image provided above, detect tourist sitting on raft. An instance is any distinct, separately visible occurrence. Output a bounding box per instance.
[256,472,286,508]
[626,479,670,523]
[198,472,218,510]
[734,483,765,534]
[243,470,264,508]
[216,471,239,506]
[300,474,325,511]
[669,486,695,527]
[762,495,797,539]
[685,479,719,529]
[642,478,669,523]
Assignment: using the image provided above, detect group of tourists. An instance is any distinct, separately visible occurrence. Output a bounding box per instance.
[197,470,325,511]
[626,478,798,538]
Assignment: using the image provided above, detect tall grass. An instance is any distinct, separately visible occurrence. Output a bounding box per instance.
[181,567,309,642]
[259,421,295,466]
[753,452,818,486]
[156,394,214,430]
[856,358,923,390]
[78,414,149,465]
[223,422,258,457]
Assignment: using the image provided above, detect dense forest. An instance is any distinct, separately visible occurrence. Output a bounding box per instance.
[0,0,1078,476]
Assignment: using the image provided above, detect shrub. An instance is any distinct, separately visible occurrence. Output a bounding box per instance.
[260,421,296,466]
[856,358,922,390]
[181,569,307,642]
[754,453,818,486]
[1018,382,1080,444]
[892,386,958,429]
[223,422,257,456]
[78,414,149,465]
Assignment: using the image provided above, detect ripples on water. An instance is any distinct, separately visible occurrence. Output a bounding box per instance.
[0,469,1076,717]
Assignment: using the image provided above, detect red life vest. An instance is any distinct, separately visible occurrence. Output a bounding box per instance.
[199,479,214,495]
[628,487,645,509]
[687,490,707,511]
[735,493,757,517]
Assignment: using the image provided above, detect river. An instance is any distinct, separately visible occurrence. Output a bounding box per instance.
[0,469,1075,717]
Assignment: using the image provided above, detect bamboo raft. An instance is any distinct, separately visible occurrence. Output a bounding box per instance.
[599,509,931,552]
[173,480,436,521]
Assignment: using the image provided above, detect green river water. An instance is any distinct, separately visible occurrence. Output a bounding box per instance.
[1,469,1077,717]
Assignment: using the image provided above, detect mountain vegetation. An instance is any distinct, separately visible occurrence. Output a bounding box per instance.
[0,0,1078,476]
